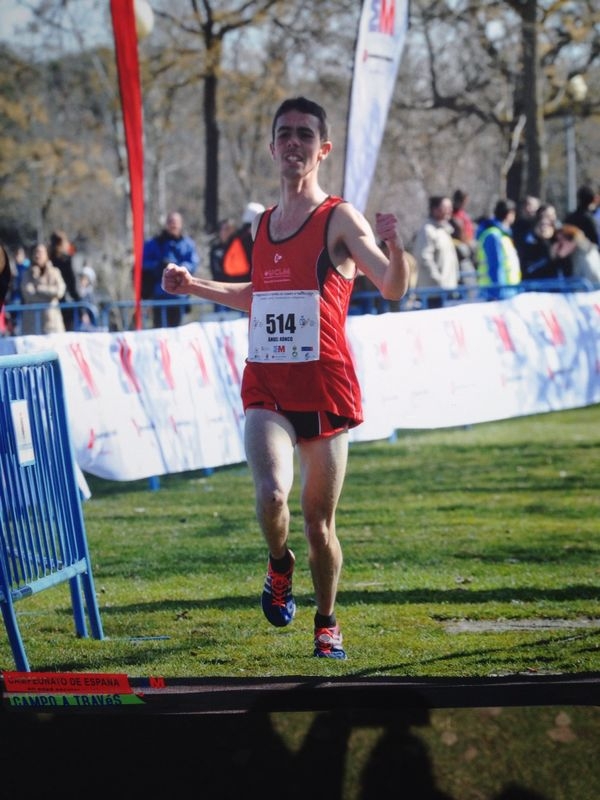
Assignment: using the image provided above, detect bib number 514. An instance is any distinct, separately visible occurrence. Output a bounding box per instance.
[265,312,297,334]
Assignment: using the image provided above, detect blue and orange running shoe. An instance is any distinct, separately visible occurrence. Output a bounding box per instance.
[313,624,347,659]
[261,551,296,627]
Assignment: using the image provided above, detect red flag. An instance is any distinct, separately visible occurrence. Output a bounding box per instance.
[110,0,144,330]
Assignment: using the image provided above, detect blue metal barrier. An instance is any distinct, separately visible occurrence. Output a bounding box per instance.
[3,300,100,335]
[349,277,596,315]
[4,280,595,337]
[95,298,242,331]
[0,350,104,671]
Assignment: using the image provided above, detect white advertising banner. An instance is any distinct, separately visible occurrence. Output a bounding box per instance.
[13,291,600,481]
[343,0,409,213]
[15,321,247,480]
[348,291,600,441]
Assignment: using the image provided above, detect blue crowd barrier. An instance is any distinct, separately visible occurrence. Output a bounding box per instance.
[1,281,595,337]
[2,300,100,335]
[0,350,104,671]
[95,298,243,331]
[348,277,596,315]
[92,280,596,327]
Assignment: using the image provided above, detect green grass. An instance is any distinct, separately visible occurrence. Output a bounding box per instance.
[1,405,599,678]
[268,705,600,800]
[3,405,599,800]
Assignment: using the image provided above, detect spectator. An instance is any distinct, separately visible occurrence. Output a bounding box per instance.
[0,243,10,311]
[48,230,81,331]
[593,187,600,243]
[208,217,237,281]
[218,202,265,283]
[519,204,570,281]
[451,189,475,245]
[450,189,477,288]
[10,246,30,301]
[208,216,237,313]
[6,245,33,334]
[476,199,521,298]
[414,195,460,308]
[564,185,599,247]
[512,195,540,261]
[142,210,200,327]
[77,263,99,330]
[553,224,600,285]
[20,243,66,334]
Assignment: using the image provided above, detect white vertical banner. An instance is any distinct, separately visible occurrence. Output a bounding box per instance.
[343,0,409,213]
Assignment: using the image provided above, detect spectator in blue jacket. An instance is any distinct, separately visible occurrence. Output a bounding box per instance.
[142,211,200,327]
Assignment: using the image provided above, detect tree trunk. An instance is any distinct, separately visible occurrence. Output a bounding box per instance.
[522,0,542,198]
[204,70,219,234]
[506,0,542,200]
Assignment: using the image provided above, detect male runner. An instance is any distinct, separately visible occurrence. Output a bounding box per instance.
[162,96,409,658]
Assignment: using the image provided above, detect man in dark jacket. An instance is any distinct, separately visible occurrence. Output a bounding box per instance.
[564,185,599,247]
[48,230,80,331]
[142,211,200,327]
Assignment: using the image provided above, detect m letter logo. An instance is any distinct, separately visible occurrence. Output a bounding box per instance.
[369,0,395,35]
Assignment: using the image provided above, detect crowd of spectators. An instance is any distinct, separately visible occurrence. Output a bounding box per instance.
[396,183,600,311]
[1,185,599,336]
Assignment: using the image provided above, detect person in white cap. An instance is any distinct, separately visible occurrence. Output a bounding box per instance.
[242,201,266,226]
[77,263,99,329]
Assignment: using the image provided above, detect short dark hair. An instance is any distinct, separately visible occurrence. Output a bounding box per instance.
[429,195,450,215]
[577,185,595,208]
[452,189,467,207]
[271,97,329,142]
[494,199,516,221]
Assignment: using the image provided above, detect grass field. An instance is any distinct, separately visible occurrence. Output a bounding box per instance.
[2,404,599,799]
[2,403,598,678]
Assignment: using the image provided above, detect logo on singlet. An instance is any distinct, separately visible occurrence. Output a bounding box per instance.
[264,266,291,284]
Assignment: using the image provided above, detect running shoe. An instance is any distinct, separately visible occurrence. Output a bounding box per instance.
[313,624,347,659]
[261,551,296,627]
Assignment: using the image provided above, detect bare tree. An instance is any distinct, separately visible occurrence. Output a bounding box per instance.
[140,0,358,231]
[145,0,293,232]
[390,0,599,204]
[2,0,598,284]
[505,0,599,198]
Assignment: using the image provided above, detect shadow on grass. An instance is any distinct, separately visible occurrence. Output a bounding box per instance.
[84,584,600,615]
[2,704,557,799]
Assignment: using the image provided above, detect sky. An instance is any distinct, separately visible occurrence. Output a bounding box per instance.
[0,0,112,48]
[1,0,32,39]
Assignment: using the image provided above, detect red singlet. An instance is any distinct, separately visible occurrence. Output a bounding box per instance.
[240,195,363,429]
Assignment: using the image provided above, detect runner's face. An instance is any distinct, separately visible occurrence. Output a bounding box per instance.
[270,110,330,176]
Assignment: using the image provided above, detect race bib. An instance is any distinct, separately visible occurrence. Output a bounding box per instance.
[248,290,320,362]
